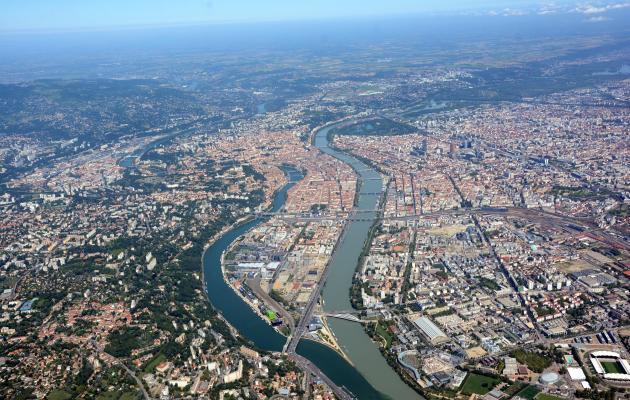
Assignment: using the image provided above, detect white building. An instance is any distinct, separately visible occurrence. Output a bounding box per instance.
[413,316,449,344]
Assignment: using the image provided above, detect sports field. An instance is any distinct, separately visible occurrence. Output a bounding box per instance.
[460,373,500,395]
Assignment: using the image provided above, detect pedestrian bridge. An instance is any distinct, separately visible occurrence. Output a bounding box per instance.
[323,312,364,323]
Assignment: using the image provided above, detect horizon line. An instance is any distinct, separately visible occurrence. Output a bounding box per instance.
[0,9,566,37]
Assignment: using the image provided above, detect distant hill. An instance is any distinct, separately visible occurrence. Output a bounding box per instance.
[0,78,204,141]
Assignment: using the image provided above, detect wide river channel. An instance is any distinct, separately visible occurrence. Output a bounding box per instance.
[202,122,421,400]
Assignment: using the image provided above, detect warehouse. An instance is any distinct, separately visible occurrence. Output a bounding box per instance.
[412,316,449,344]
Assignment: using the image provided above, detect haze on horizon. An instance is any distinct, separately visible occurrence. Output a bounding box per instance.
[2,0,630,33]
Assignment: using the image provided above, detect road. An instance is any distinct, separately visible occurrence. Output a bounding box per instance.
[288,353,354,400]
[258,206,628,251]
[117,361,152,400]
[245,275,296,334]
[447,174,543,339]
[282,119,362,399]
[280,113,626,399]
[89,339,151,400]
[285,215,351,353]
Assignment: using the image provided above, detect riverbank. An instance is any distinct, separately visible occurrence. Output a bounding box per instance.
[317,315,352,363]
[219,247,287,336]
[217,195,353,363]
[201,122,412,399]
[200,214,255,339]
[202,167,301,340]
[314,120,423,400]
[200,163,350,359]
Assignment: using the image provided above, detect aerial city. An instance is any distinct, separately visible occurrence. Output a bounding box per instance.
[0,1,629,399]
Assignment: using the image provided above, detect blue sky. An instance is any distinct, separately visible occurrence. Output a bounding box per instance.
[1,0,628,32]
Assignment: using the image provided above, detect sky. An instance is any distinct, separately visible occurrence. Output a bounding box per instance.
[1,0,629,33]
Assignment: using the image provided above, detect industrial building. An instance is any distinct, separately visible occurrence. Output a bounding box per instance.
[412,316,449,345]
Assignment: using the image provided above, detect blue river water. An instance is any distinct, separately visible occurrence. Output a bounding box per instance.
[202,124,421,399]
[202,165,389,399]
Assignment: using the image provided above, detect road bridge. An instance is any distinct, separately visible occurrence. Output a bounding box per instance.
[287,354,355,400]
[253,208,630,252]
[278,113,625,399]
[282,216,357,398]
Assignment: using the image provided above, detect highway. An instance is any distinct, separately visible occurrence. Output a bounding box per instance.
[281,129,389,398]
[283,113,626,399]
[282,210,357,399]
[288,354,355,400]
[281,117,384,399]
[285,211,352,354]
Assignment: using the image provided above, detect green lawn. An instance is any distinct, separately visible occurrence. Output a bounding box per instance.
[47,390,73,400]
[96,392,120,400]
[516,385,541,400]
[460,373,500,395]
[512,349,552,373]
[480,277,500,291]
[536,394,566,400]
[143,353,167,373]
[375,322,393,348]
[503,382,526,397]
[119,393,140,400]
[111,248,125,257]
[601,361,624,373]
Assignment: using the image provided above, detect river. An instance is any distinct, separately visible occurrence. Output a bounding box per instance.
[315,125,422,400]
[202,123,421,399]
[119,130,192,169]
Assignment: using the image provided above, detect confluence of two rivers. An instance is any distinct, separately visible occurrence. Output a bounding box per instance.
[202,123,421,400]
